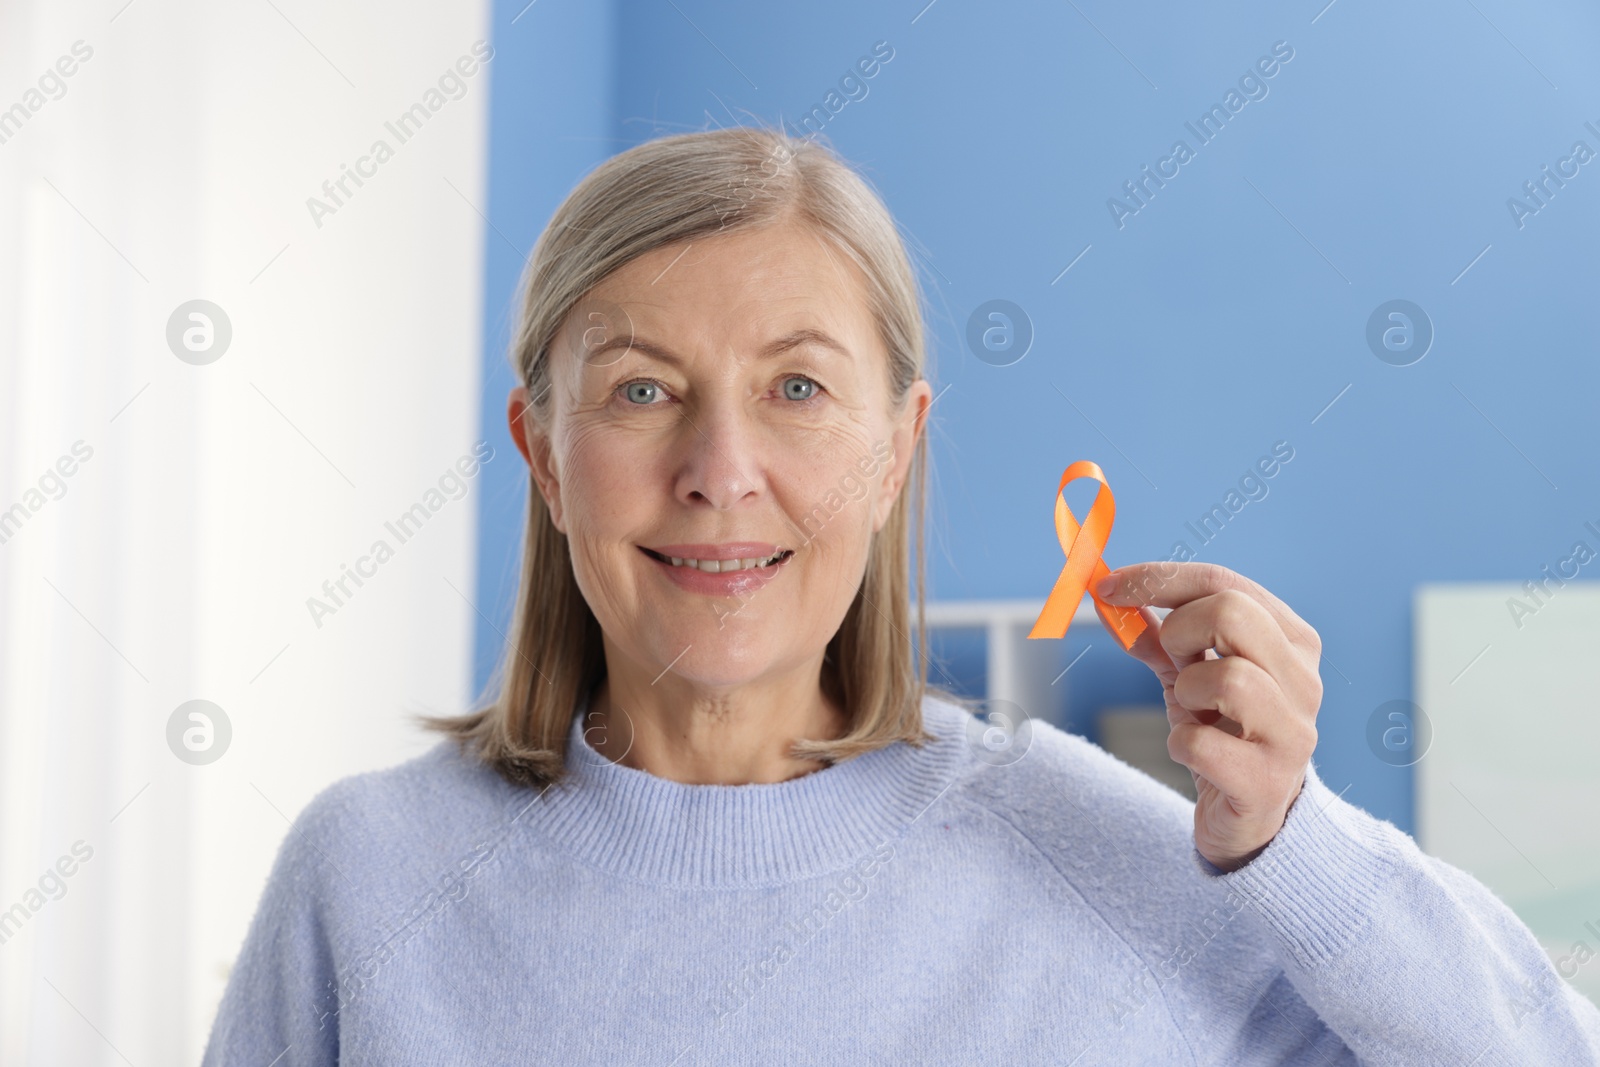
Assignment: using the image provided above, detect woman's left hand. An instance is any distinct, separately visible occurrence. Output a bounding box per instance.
[1093,561,1324,873]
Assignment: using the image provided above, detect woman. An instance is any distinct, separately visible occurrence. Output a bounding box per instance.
[203,127,1600,1064]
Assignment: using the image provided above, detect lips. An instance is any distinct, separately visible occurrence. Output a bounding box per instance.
[638,543,794,595]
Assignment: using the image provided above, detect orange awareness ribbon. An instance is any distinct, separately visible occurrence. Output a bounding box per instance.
[1027,460,1147,651]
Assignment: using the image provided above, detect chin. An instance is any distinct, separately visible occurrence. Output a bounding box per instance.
[646,612,793,686]
[665,649,784,690]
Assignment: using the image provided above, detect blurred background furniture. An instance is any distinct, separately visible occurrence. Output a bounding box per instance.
[924,599,1194,800]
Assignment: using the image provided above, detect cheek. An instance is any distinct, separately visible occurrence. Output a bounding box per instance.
[773,425,885,566]
[555,429,662,633]
[555,426,669,601]
[559,423,660,526]
[784,417,874,486]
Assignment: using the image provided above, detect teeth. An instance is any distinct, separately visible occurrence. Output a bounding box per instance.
[663,552,784,572]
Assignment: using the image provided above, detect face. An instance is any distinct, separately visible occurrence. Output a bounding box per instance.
[512,218,930,691]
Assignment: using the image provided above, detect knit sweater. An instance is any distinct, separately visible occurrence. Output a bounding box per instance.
[201,692,1600,1065]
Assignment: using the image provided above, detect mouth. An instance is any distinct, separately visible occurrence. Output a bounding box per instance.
[637,543,795,597]
[638,546,794,572]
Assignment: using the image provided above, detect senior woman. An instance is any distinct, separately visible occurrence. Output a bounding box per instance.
[203,127,1600,1065]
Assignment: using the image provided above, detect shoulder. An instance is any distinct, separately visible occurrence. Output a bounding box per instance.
[297,737,516,840]
[920,694,1237,935]
[271,738,526,918]
[210,741,531,1050]
[919,694,1293,1032]
[922,692,1197,860]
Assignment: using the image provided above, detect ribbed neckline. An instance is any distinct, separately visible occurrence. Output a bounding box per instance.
[523,690,971,889]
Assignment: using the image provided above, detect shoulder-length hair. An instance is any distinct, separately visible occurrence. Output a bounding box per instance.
[423,124,966,789]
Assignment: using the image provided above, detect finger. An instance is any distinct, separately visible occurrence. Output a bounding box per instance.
[1160,648,1222,732]
[1168,692,1239,734]
[1167,721,1265,798]
[1171,722,1312,821]
[1096,562,1320,654]
[1172,656,1293,745]
[1158,589,1301,682]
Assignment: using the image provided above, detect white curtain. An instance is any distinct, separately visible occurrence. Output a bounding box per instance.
[0,0,491,1060]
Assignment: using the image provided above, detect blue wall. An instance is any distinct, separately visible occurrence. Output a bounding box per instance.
[476,0,1600,834]
[472,0,617,699]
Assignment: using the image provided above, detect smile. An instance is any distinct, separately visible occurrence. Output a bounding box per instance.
[637,544,795,595]
[639,548,792,572]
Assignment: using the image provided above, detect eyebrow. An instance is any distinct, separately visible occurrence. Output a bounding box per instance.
[583,327,853,367]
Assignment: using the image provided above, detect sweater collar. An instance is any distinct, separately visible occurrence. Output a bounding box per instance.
[523,690,970,888]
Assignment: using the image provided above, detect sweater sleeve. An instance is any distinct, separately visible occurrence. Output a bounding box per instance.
[1195,760,1600,1066]
[201,788,347,1067]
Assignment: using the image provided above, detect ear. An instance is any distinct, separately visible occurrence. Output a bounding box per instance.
[508,385,566,532]
[872,379,932,530]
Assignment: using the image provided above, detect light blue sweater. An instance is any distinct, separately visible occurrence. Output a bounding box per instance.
[202,693,1600,1064]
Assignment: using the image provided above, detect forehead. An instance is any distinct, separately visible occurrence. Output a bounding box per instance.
[578,220,879,350]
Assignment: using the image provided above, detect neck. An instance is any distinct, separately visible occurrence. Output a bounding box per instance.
[586,648,846,785]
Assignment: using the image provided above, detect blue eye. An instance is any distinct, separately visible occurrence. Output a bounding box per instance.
[782,376,818,401]
[622,380,662,405]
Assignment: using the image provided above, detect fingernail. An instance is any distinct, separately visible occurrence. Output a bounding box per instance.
[1094,573,1119,598]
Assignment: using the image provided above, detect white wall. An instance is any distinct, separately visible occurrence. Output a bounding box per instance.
[0,0,492,1060]
[1416,583,1600,1010]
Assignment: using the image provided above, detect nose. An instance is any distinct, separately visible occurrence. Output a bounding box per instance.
[672,401,765,510]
